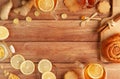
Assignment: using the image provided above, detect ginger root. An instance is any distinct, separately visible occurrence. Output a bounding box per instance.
[13,0,34,16]
[0,0,13,20]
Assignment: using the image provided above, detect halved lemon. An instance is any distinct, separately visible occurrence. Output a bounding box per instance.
[38,59,52,73]
[0,26,9,40]
[42,72,56,79]
[86,63,104,79]
[10,54,25,69]
[20,60,35,75]
[38,0,55,12]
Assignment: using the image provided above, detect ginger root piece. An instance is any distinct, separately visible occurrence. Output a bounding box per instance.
[4,70,10,77]
[97,0,111,14]
[64,71,78,79]
[0,0,13,20]
[21,0,27,5]
[13,0,34,16]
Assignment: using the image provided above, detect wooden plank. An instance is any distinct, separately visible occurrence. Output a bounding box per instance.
[0,20,99,42]
[2,42,99,63]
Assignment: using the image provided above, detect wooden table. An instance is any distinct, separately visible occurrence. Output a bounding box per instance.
[0,0,120,79]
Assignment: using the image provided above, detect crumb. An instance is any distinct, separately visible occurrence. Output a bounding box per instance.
[26,16,32,22]
[13,18,19,24]
[34,11,40,17]
[0,65,3,69]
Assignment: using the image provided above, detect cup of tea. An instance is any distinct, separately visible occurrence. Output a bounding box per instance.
[83,63,105,79]
[0,42,12,61]
[34,0,57,12]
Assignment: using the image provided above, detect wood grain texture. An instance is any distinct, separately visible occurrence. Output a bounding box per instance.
[0,20,99,42]
[2,42,98,63]
[0,0,117,79]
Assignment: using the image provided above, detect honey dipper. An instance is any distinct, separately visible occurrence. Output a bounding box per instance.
[97,13,120,33]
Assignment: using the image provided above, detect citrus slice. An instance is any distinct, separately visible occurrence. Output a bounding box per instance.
[86,63,104,79]
[0,26,9,40]
[13,18,19,24]
[26,16,32,22]
[8,73,20,79]
[42,72,56,79]
[0,46,5,59]
[38,59,52,73]
[38,0,55,12]
[10,54,25,69]
[20,60,35,75]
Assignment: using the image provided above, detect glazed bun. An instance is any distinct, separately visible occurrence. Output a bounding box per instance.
[101,33,120,62]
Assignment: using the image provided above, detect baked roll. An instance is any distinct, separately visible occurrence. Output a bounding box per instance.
[101,33,120,62]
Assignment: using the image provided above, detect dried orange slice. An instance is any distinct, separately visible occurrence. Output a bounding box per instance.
[38,59,52,73]
[10,54,25,69]
[0,26,9,40]
[8,73,20,79]
[86,63,104,79]
[42,72,56,79]
[38,0,55,12]
[20,60,35,75]
[0,46,5,59]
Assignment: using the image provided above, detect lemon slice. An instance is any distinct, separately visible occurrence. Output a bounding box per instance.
[87,63,104,79]
[20,60,35,75]
[10,54,25,69]
[42,72,56,79]
[0,46,5,59]
[0,26,9,40]
[38,0,55,12]
[38,59,52,73]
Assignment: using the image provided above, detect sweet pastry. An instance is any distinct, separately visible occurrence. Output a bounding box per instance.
[64,0,86,12]
[97,0,111,14]
[101,34,120,62]
[64,71,78,79]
